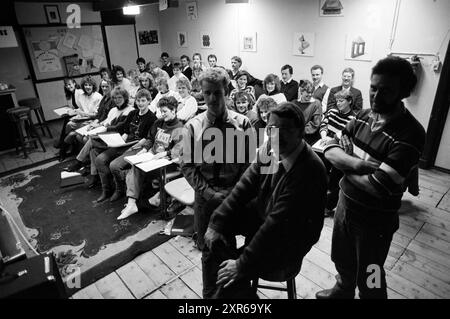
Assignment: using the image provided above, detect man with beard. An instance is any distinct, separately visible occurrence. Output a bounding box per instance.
[327,67,363,113]
[315,56,425,299]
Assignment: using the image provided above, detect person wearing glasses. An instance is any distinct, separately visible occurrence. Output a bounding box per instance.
[203,102,327,298]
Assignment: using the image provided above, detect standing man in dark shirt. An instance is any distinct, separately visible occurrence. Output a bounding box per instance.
[280,64,299,102]
[181,67,254,299]
[316,56,425,299]
[327,67,363,113]
[161,52,174,78]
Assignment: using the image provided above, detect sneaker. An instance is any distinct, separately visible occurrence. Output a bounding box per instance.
[66,160,84,172]
[117,202,139,220]
[167,199,185,216]
[148,192,160,207]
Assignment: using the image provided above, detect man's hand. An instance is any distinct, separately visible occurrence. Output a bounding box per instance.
[320,136,334,146]
[217,259,239,288]
[339,135,354,155]
[204,227,227,250]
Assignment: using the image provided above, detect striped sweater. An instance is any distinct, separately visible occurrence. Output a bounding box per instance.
[323,107,425,212]
[320,108,356,138]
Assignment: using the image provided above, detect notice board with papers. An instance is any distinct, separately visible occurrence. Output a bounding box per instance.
[22,25,107,81]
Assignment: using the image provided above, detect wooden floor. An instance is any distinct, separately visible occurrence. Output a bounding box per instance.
[71,168,450,299]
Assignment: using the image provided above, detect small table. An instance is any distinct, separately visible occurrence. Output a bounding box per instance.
[136,158,177,220]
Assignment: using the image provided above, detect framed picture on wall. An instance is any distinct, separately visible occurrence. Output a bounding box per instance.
[177,31,188,48]
[292,32,315,56]
[241,32,257,52]
[186,1,198,20]
[44,5,61,24]
[319,0,344,17]
[139,30,159,45]
[344,33,373,61]
[200,31,213,49]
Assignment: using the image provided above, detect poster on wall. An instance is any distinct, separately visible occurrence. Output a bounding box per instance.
[200,31,213,49]
[186,1,198,20]
[177,31,188,48]
[0,26,18,48]
[292,32,315,56]
[32,39,62,73]
[319,0,344,17]
[139,30,159,45]
[344,33,373,61]
[241,32,257,52]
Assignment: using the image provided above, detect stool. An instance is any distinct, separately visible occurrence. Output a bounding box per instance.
[7,107,46,158]
[18,98,53,138]
[252,276,297,299]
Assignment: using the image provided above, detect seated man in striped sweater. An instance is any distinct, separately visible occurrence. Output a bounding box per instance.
[319,90,356,215]
[316,56,425,299]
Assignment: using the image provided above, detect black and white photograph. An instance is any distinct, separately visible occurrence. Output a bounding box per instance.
[0,0,449,307]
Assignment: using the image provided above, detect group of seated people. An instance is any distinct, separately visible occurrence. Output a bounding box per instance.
[54,53,425,300]
[55,51,366,220]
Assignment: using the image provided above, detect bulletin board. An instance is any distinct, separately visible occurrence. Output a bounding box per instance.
[22,25,107,81]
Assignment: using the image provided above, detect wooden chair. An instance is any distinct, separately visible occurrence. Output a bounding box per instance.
[7,106,46,158]
[164,177,195,207]
[18,98,53,138]
[252,276,297,299]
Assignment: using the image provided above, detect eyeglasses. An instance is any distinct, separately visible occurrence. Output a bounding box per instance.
[266,125,297,134]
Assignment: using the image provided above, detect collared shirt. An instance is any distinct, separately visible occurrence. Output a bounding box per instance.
[276,141,305,173]
[282,78,293,85]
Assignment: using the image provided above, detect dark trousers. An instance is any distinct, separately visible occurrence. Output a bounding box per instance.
[92,146,128,193]
[331,191,398,299]
[196,196,262,299]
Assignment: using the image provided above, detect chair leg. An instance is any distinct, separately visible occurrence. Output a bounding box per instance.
[33,109,46,137]
[29,119,46,153]
[287,278,297,299]
[251,278,259,294]
[16,121,28,158]
[39,108,53,138]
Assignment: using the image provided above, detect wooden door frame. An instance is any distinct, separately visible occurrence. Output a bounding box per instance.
[420,40,450,171]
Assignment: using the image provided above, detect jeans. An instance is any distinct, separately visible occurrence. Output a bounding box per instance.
[331,191,399,299]
[110,147,140,193]
[92,146,128,193]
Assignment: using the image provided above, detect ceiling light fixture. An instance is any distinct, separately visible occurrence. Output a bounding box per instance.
[123,1,140,15]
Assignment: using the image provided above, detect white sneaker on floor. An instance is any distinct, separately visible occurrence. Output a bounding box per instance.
[148,192,160,207]
[117,202,139,220]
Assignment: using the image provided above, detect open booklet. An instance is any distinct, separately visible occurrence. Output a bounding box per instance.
[53,107,76,117]
[124,151,168,165]
[76,124,107,136]
[124,152,155,165]
[136,158,173,173]
[98,133,138,148]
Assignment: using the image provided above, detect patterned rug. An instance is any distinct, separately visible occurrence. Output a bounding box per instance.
[0,160,171,296]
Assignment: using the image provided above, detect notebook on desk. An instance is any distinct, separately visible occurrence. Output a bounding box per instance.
[136,158,173,173]
[98,133,138,148]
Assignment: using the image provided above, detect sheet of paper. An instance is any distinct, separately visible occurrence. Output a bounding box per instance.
[137,158,173,173]
[93,54,104,68]
[124,152,155,165]
[63,32,77,49]
[92,40,103,55]
[98,133,125,147]
[78,34,92,51]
